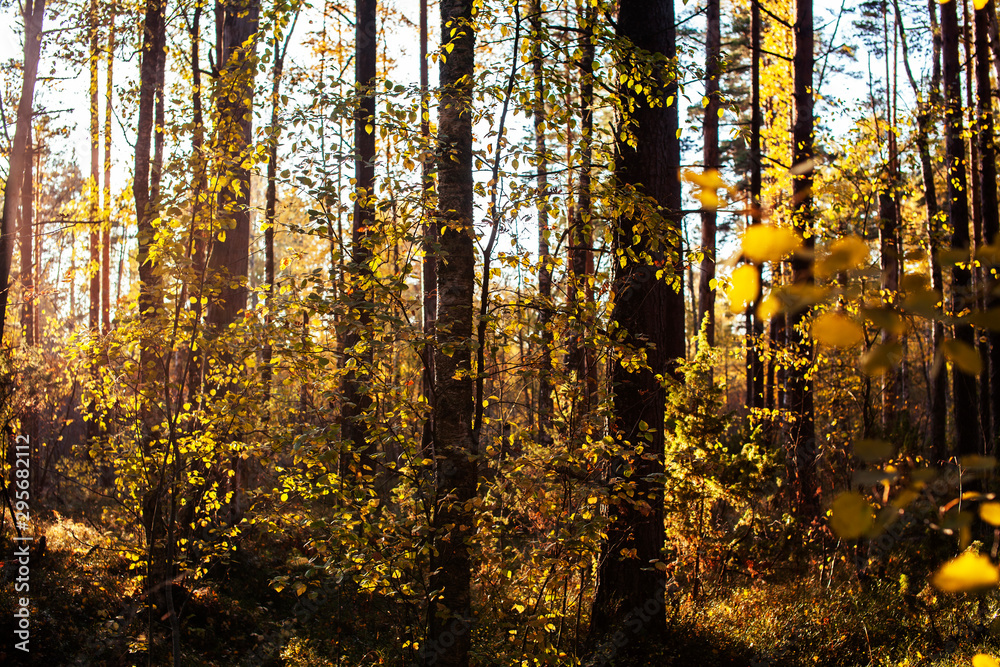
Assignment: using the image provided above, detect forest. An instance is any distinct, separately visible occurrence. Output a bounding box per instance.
[6,0,1000,663]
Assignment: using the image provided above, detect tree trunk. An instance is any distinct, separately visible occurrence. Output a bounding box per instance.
[341,0,377,478]
[134,0,166,387]
[420,0,437,456]
[900,0,947,458]
[788,0,818,515]
[89,0,101,332]
[976,0,1000,450]
[698,0,720,347]
[102,15,115,333]
[590,0,683,642]
[880,3,901,430]
[568,0,597,416]
[747,0,765,410]
[530,0,553,444]
[206,0,259,332]
[942,0,979,456]
[426,1,477,664]
[20,128,34,346]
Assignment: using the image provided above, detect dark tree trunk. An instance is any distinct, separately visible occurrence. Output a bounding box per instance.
[186,3,207,401]
[942,0,979,456]
[89,0,100,332]
[976,0,1000,450]
[262,13,297,408]
[568,2,597,415]
[900,0,947,458]
[206,0,259,332]
[880,3,901,430]
[747,0,765,410]
[420,0,437,456]
[102,17,115,333]
[134,0,165,385]
[788,0,818,515]
[20,129,34,346]
[426,1,477,665]
[342,0,377,478]
[590,0,684,642]
[531,0,553,444]
[699,0,720,347]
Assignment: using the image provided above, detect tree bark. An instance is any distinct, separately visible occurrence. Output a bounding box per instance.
[747,0,765,410]
[20,128,34,347]
[788,0,818,515]
[900,0,947,458]
[420,0,437,456]
[206,0,259,332]
[942,0,979,456]
[89,0,101,332]
[342,0,377,477]
[880,2,901,430]
[426,1,477,664]
[591,0,683,642]
[102,14,115,333]
[976,0,1000,449]
[530,0,553,444]
[134,0,166,387]
[699,0,720,348]
[568,0,597,414]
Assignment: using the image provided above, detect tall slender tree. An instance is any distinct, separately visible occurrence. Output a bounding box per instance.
[0,0,45,344]
[941,0,979,456]
[133,0,166,386]
[426,0,477,664]
[530,0,553,444]
[341,0,377,482]
[788,0,818,514]
[975,0,1000,449]
[591,0,684,641]
[699,0,721,347]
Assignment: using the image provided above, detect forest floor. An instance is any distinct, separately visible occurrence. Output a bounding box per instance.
[4,503,1000,665]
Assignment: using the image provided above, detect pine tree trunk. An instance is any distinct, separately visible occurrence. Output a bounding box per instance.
[699,0,720,347]
[426,1,477,664]
[590,0,683,643]
[568,0,597,415]
[880,2,901,431]
[942,0,980,456]
[976,0,1000,450]
[134,0,166,387]
[788,0,818,515]
[102,16,115,333]
[89,0,101,332]
[342,0,377,478]
[420,0,437,456]
[20,128,34,346]
[748,0,765,410]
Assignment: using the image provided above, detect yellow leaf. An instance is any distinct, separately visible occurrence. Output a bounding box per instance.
[860,342,903,376]
[960,455,997,470]
[756,293,781,321]
[974,655,1000,667]
[942,338,983,376]
[815,235,870,278]
[812,312,864,347]
[294,582,307,596]
[931,552,1000,592]
[981,503,1000,526]
[974,0,989,10]
[726,264,759,314]
[853,439,894,463]
[742,225,803,263]
[684,168,727,190]
[830,492,874,539]
[696,189,720,210]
